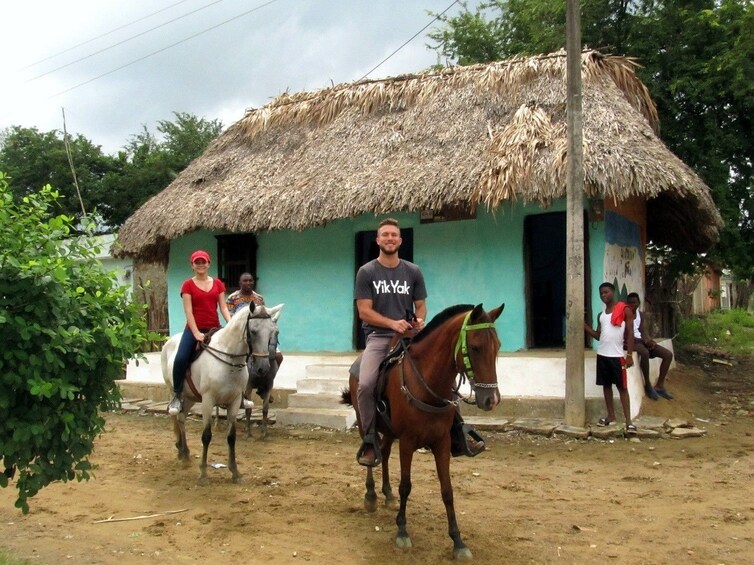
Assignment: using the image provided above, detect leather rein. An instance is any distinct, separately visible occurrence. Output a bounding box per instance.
[397,310,498,413]
[200,307,276,368]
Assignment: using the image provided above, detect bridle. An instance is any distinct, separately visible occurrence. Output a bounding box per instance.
[397,310,499,413]
[244,307,278,364]
[200,307,277,368]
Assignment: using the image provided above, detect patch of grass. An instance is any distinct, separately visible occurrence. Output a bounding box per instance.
[0,548,29,565]
[676,309,754,357]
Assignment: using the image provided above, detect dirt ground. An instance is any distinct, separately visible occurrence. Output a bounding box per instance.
[2,355,753,565]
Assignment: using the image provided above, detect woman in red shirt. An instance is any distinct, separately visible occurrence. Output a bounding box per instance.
[168,250,232,415]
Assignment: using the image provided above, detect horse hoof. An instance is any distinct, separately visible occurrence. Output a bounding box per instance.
[364,498,377,513]
[232,475,244,484]
[197,476,208,486]
[454,547,473,560]
[384,496,398,510]
[395,535,412,550]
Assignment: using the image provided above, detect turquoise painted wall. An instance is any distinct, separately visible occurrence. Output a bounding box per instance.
[167,202,602,353]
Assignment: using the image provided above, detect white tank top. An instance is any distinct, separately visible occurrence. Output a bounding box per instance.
[597,309,625,357]
[633,310,642,339]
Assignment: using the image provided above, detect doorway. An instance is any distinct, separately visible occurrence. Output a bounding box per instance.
[524,212,590,348]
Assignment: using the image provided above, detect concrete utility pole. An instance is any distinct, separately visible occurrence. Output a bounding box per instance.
[565,0,586,427]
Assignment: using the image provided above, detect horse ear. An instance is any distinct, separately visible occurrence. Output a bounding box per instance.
[488,303,505,322]
[248,302,256,314]
[268,303,284,321]
[471,304,486,320]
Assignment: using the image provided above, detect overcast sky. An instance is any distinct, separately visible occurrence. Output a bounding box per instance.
[0,0,481,155]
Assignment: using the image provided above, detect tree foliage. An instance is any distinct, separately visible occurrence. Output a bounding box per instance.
[0,112,223,229]
[429,0,754,284]
[0,173,154,513]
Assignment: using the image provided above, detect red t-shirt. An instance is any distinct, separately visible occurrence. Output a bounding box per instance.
[180,277,226,330]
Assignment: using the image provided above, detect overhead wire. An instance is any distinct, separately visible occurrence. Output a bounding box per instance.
[50,0,281,98]
[28,0,227,82]
[20,0,194,70]
[357,0,461,81]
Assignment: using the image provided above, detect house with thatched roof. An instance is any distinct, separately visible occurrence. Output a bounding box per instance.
[115,50,720,421]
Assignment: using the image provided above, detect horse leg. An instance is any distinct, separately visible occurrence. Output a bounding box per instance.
[433,439,471,560]
[261,390,271,439]
[364,466,378,512]
[395,441,414,550]
[198,420,211,485]
[380,437,396,508]
[244,407,252,438]
[227,410,242,483]
[173,415,190,461]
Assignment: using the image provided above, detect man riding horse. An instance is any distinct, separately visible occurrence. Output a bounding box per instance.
[353,218,484,467]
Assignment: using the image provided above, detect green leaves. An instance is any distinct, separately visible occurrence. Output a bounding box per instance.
[0,175,152,513]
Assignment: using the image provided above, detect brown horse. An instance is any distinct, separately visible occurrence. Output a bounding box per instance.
[342,303,504,560]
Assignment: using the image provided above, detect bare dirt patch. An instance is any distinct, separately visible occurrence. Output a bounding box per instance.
[2,359,754,564]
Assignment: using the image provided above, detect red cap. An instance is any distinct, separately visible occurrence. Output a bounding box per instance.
[190,250,210,263]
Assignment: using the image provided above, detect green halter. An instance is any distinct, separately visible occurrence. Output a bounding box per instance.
[453,311,496,380]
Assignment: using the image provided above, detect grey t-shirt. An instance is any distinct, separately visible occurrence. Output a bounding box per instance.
[354,259,427,335]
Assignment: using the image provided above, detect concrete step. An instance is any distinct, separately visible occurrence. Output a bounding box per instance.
[287,393,346,409]
[275,407,356,430]
[304,363,352,379]
[297,377,350,395]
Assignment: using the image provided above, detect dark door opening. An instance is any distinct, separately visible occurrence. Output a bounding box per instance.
[353,228,414,349]
[525,213,566,348]
[216,233,258,294]
[524,212,591,349]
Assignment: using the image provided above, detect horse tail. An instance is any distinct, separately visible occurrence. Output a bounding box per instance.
[340,388,352,406]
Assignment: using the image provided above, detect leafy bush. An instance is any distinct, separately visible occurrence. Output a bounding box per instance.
[676,309,754,357]
[0,173,153,513]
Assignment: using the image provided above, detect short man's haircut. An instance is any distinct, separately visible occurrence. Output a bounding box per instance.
[378,218,399,230]
[627,292,640,301]
[239,272,255,281]
[599,282,615,291]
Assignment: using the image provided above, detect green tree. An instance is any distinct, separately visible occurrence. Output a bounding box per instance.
[0,126,114,222]
[429,0,754,294]
[0,172,154,513]
[94,112,223,227]
[0,112,223,229]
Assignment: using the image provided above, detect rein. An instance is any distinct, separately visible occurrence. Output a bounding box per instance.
[200,342,248,368]
[397,310,498,414]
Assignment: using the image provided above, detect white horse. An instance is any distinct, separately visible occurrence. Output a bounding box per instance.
[162,303,283,484]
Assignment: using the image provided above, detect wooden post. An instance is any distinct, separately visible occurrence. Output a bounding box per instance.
[565,0,585,427]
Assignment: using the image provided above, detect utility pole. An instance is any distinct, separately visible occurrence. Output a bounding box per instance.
[565,0,586,427]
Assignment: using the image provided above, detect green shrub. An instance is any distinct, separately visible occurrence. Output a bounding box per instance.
[0,173,154,513]
[677,309,754,356]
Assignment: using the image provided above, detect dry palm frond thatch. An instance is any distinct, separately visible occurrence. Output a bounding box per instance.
[115,50,721,262]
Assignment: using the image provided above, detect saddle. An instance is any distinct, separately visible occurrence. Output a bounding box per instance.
[350,335,413,435]
[183,327,222,401]
[188,327,221,364]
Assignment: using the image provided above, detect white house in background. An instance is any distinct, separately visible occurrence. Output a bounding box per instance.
[66,233,134,294]
[92,233,134,293]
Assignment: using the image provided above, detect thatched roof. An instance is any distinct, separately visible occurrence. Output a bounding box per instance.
[115,50,722,262]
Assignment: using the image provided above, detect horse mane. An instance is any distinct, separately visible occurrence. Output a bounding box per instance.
[411,304,474,345]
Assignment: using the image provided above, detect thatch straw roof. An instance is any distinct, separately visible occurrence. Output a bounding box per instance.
[115,50,721,262]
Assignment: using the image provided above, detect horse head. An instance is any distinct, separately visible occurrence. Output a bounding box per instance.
[456,303,505,411]
[245,303,284,379]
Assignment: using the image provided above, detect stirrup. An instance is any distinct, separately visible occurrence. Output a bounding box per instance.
[451,423,486,457]
[356,433,382,467]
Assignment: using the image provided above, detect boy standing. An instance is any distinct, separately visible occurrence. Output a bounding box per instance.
[584,282,637,434]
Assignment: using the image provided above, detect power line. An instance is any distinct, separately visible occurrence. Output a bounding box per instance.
[28,0,226,82]
[51,0,281,98]
[20,0,194,70]
[357,0,461,82]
